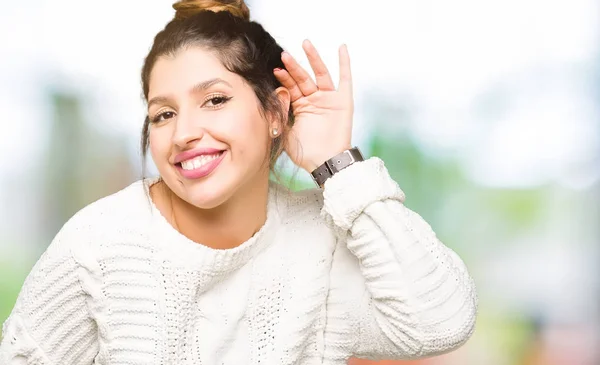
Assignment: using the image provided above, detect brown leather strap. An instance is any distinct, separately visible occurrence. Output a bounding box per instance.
[310,147,364,187]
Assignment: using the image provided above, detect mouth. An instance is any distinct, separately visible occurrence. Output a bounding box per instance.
[176,151,224,170]
[174,150,226,180]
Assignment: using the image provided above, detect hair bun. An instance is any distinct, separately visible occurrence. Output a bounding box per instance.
[173,0,250,21]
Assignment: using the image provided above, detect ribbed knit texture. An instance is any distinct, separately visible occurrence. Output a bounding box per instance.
[0,157,477,365]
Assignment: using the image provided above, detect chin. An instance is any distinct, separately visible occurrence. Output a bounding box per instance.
[186,190,231,210]
[179,179,236,210]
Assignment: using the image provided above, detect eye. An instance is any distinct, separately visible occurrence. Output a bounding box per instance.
[151,110,176,123]
[204,95,232,109]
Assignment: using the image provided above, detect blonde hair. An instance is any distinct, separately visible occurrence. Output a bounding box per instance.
[173,0,250,21]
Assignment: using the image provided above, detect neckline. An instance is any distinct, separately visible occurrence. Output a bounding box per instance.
[142,177,284,274]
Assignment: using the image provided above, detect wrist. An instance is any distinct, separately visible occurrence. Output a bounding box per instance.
[306,146,352,172]
[309,147,364,187]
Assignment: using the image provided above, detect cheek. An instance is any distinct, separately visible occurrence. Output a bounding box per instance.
[148,127,171,161]
[219,106,269,150]
[238,115,268,159]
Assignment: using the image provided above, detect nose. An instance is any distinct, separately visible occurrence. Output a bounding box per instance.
[172,109,204,148]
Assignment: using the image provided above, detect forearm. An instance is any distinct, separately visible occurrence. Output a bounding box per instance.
[348,200,477,357]
[321,157,477,359]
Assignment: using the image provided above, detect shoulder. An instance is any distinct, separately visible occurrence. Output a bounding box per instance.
[270,181,323,220]
[268,181,338,254]
[268,181,340,242]
[54,179,153,247]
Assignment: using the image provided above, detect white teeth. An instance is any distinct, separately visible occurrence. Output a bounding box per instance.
[180,153,221,170]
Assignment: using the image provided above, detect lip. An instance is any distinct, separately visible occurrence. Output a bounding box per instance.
[173,147,225,164]
[175,150,226,180]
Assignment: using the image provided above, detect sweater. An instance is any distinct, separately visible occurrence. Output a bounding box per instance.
[0,157,477,365]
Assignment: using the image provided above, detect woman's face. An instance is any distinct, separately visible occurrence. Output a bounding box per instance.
[147,47,277,209]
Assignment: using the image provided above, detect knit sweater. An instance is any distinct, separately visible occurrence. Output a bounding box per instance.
[0,157,477,365]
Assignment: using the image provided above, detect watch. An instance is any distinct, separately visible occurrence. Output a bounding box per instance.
[310,147,364,187]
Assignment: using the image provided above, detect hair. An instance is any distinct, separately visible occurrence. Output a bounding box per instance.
[140,0,296,180]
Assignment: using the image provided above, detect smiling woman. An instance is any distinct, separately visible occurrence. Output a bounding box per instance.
[146,48,283,216]
[0,0,477,364]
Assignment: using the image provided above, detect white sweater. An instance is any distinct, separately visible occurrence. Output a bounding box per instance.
[0,157,477,365]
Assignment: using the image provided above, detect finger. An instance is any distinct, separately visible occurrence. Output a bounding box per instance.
[302,39,335,91]
[338,44,353,96]
[281,51,319,96]
[273,68,304,102]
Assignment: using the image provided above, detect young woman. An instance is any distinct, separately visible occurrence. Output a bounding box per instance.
[0,1,477,364]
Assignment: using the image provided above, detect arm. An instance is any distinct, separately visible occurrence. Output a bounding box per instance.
[0,220,101,364]
[322,157,477,361]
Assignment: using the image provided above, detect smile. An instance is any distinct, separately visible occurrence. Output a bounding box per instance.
[175,151,226,179]
[180,153,222,170]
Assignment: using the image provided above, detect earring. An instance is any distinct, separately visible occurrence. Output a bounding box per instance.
[272,128,279,136]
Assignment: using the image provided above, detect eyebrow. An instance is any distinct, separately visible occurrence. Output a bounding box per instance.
[147,78,233,109]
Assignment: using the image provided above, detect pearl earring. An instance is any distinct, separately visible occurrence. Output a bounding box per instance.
[272,128,279,136]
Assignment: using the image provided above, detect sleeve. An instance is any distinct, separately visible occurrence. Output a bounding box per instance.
[0,219,101,365]
[321,157,477,361]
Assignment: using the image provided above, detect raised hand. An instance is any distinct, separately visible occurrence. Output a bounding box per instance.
[274,40,354,172]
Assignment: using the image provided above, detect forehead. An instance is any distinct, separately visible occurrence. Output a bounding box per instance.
[148,47,236,98]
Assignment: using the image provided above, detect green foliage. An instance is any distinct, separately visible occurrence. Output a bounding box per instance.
[369,130,467,222]
[0,259,29,338]
[478,189,547,228]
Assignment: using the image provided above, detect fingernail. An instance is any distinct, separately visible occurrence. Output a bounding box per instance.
[274,67,282,72]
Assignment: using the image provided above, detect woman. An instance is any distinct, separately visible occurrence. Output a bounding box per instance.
[0,0,477,364]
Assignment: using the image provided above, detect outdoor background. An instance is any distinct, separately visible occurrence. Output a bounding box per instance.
[1,0,598,364]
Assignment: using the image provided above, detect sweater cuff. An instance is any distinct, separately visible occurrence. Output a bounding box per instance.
[320,157,405,232]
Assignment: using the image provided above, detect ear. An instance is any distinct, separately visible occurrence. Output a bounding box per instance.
[270,86,291,132]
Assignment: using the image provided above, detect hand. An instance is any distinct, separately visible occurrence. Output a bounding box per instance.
[274,40,354,172]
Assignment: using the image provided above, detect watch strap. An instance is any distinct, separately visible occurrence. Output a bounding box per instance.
[311,147,364,187]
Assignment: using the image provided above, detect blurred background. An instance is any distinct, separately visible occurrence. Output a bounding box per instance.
[1,0,598,364]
